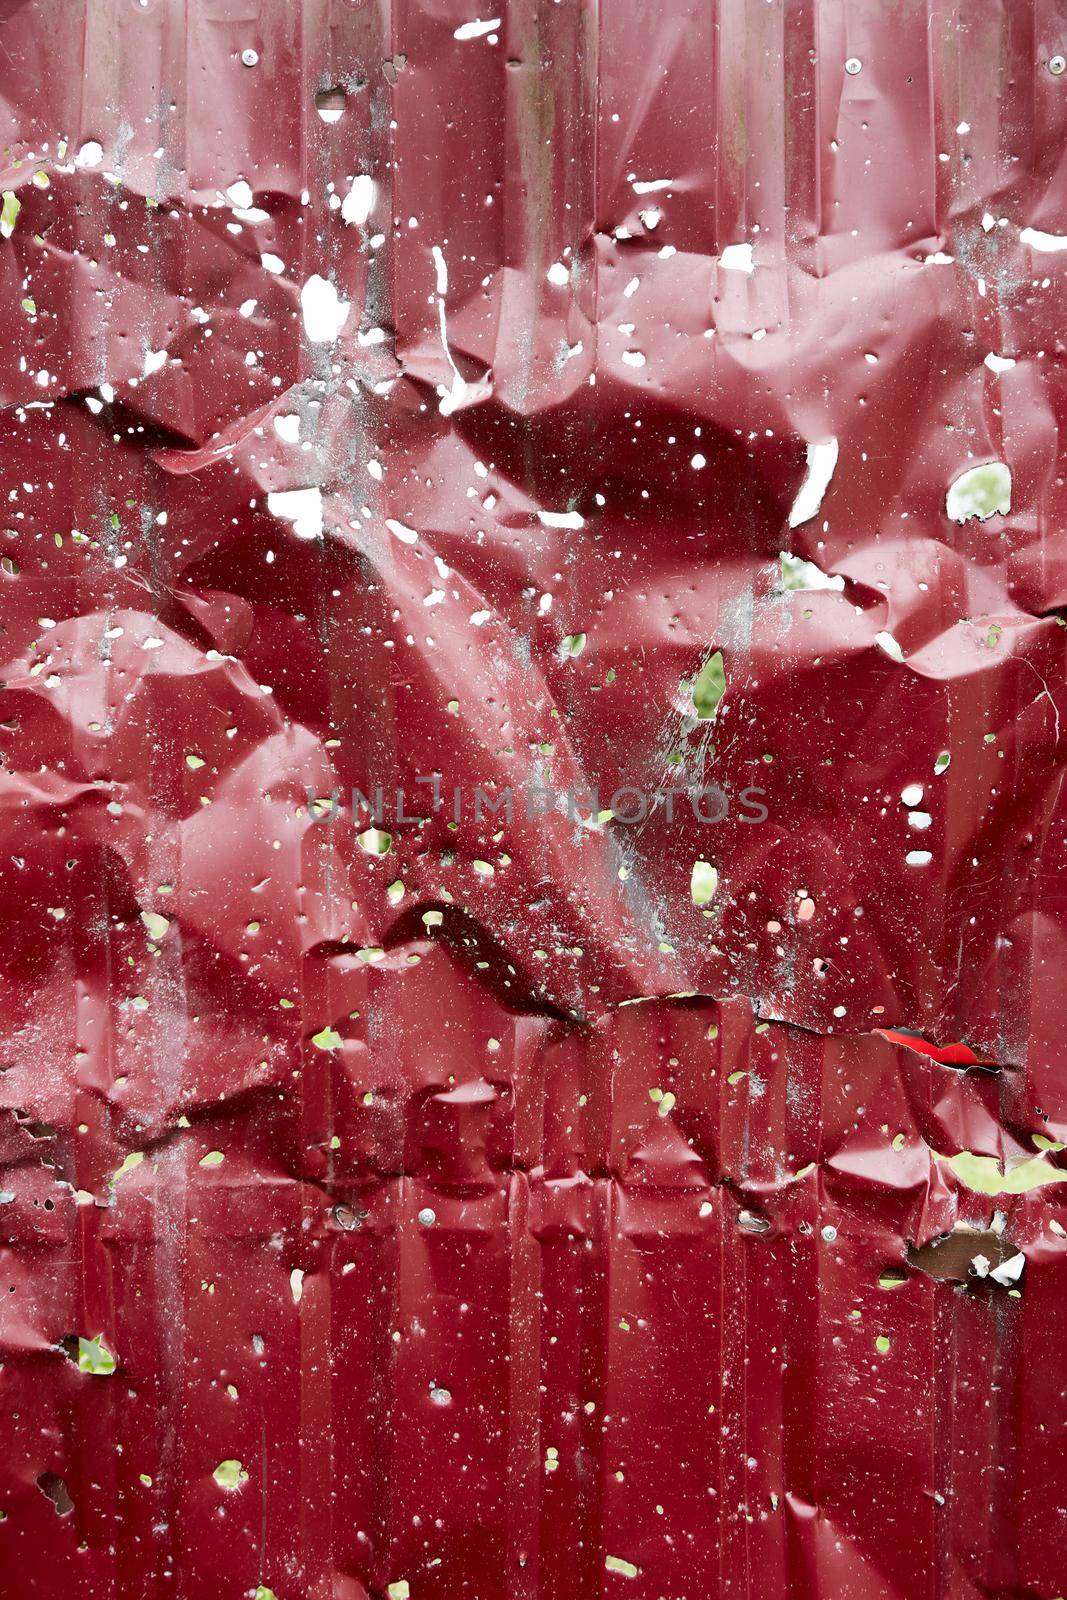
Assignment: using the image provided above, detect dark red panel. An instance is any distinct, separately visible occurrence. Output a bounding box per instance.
[0,2,1066,1596]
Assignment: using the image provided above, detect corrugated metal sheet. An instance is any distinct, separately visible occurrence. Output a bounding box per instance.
[1,1,1066,1594]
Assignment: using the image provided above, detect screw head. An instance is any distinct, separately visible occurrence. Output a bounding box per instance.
[241,47,259,67]
[845,56,862,75]
[1050,53,1066,74]
[418,1206,436,1227]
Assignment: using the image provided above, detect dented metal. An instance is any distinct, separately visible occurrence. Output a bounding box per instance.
[0,0,1066,1595]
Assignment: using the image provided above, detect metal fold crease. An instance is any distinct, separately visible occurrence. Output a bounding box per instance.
[0,0,1065,1596]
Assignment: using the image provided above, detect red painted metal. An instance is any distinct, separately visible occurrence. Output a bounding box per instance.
[0,2,1066,1595]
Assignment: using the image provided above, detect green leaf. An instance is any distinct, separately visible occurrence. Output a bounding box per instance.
[112,1151,144,1184]
[1,192,20,239]
[357,826,391,855]
[692,650,725,719]
[690,860,718,906]
[212,1459,246,1491]
[78,1334,116,1376]
[945,461,1011,523]
[605,1556,639,1578]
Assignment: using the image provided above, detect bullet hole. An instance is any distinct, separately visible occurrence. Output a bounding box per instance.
[37,1474,74,1515]
[314,87,346,122]
[331,1203,365,1231]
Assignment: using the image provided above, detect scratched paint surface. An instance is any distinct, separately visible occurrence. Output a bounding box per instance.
[1,0,1067,1595]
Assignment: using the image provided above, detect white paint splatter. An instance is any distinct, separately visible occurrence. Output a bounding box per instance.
[431,244,449,296]
[431,244,475,415]
[300,275,350,342]
[719,241,754,274]
[342,174,376,227]
[1020,226,1067,252]
[454,17,500,39]
[788,438,838,528]
[268,487,323,540]
[538,510,584,530]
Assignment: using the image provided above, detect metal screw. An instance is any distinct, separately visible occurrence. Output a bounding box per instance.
[821,1224,838,1243]
[241,48,259,67]
[845,56,862,75]
[418,1206,436,1227]
[1050,54,1066,75]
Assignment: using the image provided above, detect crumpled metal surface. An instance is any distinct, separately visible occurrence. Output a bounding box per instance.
[1,0,1067,1595]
